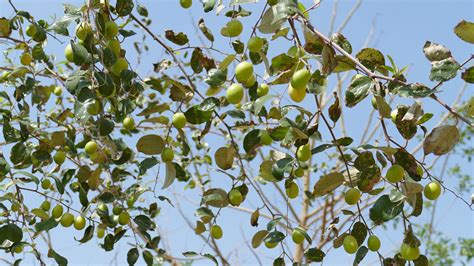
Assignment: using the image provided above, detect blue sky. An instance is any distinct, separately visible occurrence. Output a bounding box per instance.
[1,0,473,265]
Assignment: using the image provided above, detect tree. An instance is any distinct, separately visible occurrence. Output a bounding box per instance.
[0,0,473,265]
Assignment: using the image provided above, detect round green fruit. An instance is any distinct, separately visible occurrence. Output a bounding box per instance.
[344,188,361,205]
[343,235,359,254]
[51,204,64,219]
[292,229,305,244]
[228,189,243,206]
[65,44,74,62]
[235,61,253,83]
[107,39,121,56]
[111,57,128,76]
[74,216,86,230]
[41,179,52,190]
[210,225,223,239]
[60,213,74,227]
[75,22,92,40]
[367,235,381,252]
[248,36,264,53]
[416,165,424,177]
[25,24,37,37]
[53,151,66,165]
[257,83,269,97]
[179,0,192,8]
[244,74,256,88]
[20,53,32,65]
[297,143,311,162]
[286,182,299,199]
[85,141,98,154]
[226,83,244,104]
[291,69,311,90]
[97,227,105,238]
[400,243,420,261]
[53,86,62,96]
[294,168,305,178]
[161,147,174,162]
[40,200,51,211]
[104,21,119,39]
[260,131,273,146]
[288,85,306,102]
[123,116,135,130]
[424,181,442,200]
[86,100,100,115]
[118,212,130,225]
[222,20,243,37]
[112,206,123,215]
[264,240,278,249]
[386,164,405,183]
[13,245,23,254]
[172,112,187,129]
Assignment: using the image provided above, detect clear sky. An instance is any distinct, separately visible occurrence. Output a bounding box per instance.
[1,0,473,265]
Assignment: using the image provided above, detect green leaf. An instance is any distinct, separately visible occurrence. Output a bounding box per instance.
[423,125,460,156]
[198,19,214,42]
[164,30,189,46]
[142,250,153,265]
[204,68,226,87]
[345,74,374,107]
[75,225,94,243]
[136,4,148,17]
[251,230,269,248]
[369,195,403,225]
[461,66,474,83]
[48,249,68,266]
[202,188,228,207]
[258,2,298,34]
[71,42,89,65]
[35,218,58,232]
[354,246,368,265]
[243,129,262,154]
[422,41,452,62]
[203,254,218,266]
[265,231,285,243]
[267,217,282,231]
[330,33,352,54]
[333,55,357,73]
[255,94,276,115]
[136,135,164,155]
[161,162,176,189]
[352,222,367,246]
[305,248,325,262]
[453,20,474,44]
[313,172,345,197]
[134,215,155,232]
[356,48,385,71]
[98,117,114,136]
[184,105,213,124]
[116,0,134,16]
[394,83,433,98]
[2,224,23,243]
[202,0,217,12]
[127,248,140,266]
[429,57,460,82]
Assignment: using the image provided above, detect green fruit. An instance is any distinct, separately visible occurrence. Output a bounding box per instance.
[97,203,108,214]
[264,240,278,249]
[344,188,361,205]
[74,216,86,230]
[291,69,311,90]
[127,197,135,208]
[85,141,98,154]
[297,143,311,162]
[343,235,358,254]
[222,20,243,37]
[97,226,105,238]
[292,229,305,244]
[226,83,244,104]
[228,189,243,206]
[400,243,420,261]
[25,24,37,37]
[424,181,442,200]
[172,112,187,129]
[260,131,273,146]
[235,61,253,83]
[41,179,52,190]
[248,36,264,53]
[257,83,269,97]
[112,206,123,215]
[70,182,80,192]
[180,0,192,8]
[416,165,424,177]
[86,100,100,115]
[367,235,381,252]
[65,44,74,62]
[107,39,121,56]
[123,116,135,130]
[53,151,66,164]
[104,21,119,38]
[244,74,256,88]
[161,147,174,162]
[20,53,32,65]
[60,213,74,227]
[13,245,23,253]
[40,200,51,211]
[386,164,405,183]
[51,204,64,219]
[118,212,130,225]
[294,168,304,177]
[75,22,92,40]
[210,225,223,239]
[286,182,299,199]
[371,97,378,109]
[288,85,306,102]
[111,58,128,76]
[53,86,62,96]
